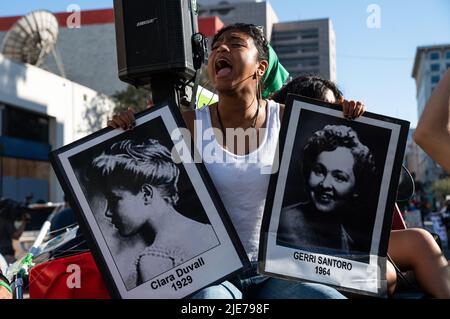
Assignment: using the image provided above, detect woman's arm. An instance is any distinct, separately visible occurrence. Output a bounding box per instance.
[414,69,450,173]
[0,270,12,299]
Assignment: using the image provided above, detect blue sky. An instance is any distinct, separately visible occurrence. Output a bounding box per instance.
[1,0,449,127]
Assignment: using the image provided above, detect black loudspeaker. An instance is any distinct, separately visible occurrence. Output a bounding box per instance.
[113,0,197,86]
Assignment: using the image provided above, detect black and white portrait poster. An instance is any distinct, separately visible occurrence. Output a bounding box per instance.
[50,103,249,299]
[259,95,409,297]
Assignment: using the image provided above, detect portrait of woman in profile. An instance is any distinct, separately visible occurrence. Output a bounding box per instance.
[88,138,218,289]
[277,124,377,258]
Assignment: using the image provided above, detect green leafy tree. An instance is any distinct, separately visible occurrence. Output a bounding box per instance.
[432,177,450,202]
[112,85,151,113]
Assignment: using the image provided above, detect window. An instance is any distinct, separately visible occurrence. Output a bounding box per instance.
[431,75,440,84]
[447,63,450,70]
[429,52,440,60]
[3,105,49,144]
[273,46,298,54]
[272,34,297,42]
[302,32,318,40]
[280,56,319,68]
[273,43,319,54]
[275,28,316,37]
[299,42,319,53]
[302,47,319,53]
[446,51,450,59]
[430,63,440,72]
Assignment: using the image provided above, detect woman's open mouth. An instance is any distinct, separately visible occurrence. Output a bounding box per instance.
[316,192,334,204]
[215,58,233,78]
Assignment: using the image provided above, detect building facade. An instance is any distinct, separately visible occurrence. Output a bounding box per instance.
[0,9,224,97]
[197,0,278,41]
[0,8,225,202]
[0,53,114,202]
[0,9,126,97]
[271,18,336,81]
[411,44,450,184]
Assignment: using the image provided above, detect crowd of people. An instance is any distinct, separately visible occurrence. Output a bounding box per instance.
[1,22,449,299]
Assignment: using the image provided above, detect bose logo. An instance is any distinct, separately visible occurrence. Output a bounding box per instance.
[136,18,158,27]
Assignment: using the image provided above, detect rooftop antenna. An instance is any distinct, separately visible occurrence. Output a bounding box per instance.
[1,10,65,77]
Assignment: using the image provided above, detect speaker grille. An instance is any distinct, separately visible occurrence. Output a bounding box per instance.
[114,0,196,85]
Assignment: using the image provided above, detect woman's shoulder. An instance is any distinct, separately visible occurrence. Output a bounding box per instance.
[136,246,187,272]
[181,109,196,122]
[279,202,305,224]
[280,103,285,119]
[136,253,175,283]
[282,201,305,212]
[270,100,285,122]
[181,221,217,247]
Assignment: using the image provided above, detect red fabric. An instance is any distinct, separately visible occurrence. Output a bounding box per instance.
[29,252,110,299]
[392,203,407,230]
[27,203,406,299]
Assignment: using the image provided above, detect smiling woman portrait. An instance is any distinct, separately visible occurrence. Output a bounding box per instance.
[277,124,376,257]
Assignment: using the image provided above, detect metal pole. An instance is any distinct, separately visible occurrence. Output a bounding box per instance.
[14,273,23,299]
[150,75,180,106]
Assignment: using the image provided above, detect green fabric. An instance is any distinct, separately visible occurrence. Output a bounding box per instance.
[262,45,290,99]
[0,280,12,294]
[21,253,34,269]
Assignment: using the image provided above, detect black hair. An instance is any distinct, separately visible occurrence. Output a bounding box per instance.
[271,74,343,104]
[302,125,375,193]
[211,23,269,62]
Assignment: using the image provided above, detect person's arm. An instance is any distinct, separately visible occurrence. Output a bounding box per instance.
[107,106,196,137]
[0,270,12,299]
[414,69,450,173]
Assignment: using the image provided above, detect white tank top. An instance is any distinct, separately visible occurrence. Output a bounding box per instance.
[194,100,281,261]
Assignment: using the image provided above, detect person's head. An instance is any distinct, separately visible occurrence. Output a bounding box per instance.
[208,23,269,94]
[271,74,343,104]
[89,139,180,236]
[302,125,375,214]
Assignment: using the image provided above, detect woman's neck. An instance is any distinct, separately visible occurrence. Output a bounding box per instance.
[304,202,344,225]
[216,90,260,127]
[151,206,196,246]
[213,87,267,154]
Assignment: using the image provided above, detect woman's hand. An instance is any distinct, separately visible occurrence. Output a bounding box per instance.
[107,107,136,130]
[339,98,366,119]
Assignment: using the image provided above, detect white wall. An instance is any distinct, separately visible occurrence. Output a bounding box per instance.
[0,53,115,201]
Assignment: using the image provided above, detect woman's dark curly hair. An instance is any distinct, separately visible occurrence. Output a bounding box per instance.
[211,23,269,62]
[271,74,343,104]
[302,125,376,192]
